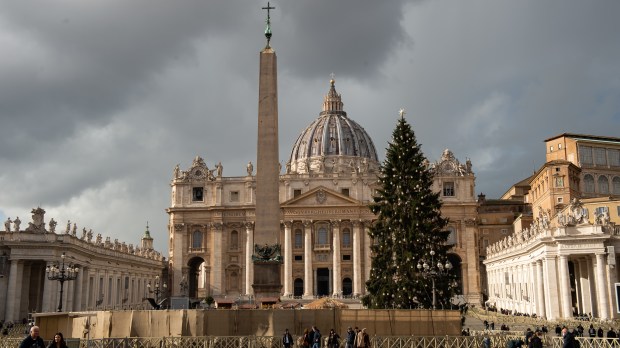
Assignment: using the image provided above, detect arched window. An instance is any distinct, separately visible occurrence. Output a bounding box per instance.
[229,271,239,292]
[446,227,457,246]
[342,228,351,248]
[613,176,620,194]
[230,230,239,250]
[192,231,203,250]
[584,174,595,193]
[317,226,328,245]
[598,176,609,194]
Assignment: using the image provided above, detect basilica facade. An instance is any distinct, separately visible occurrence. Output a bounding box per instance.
[166,80,482,303]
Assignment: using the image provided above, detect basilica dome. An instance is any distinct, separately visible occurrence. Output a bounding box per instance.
[287,80,380,175]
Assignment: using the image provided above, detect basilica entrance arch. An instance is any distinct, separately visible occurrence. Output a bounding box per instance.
[187,256,206,298]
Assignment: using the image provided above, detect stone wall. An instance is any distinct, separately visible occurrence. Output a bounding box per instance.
[34,309,461,339]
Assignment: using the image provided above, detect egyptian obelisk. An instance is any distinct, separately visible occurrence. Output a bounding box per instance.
[252,2,282,298]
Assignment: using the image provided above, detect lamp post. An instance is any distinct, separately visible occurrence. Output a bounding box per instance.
[416,250,452,309]
[147,275,167,303]
[46,252,79,312]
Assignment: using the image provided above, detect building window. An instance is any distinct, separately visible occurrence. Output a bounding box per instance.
[317,226,328,245]
[613,176,620,194]
[443,182,455,196]
[584,174,595,193]
[341,188,350,196]
[294,189,302,198]
[594,148,607,166]
[558,143,562,150]
[555,176,564,188]
[446,227,457,246]
[230,230,239,250]
[192,187,204,201]
[501,229,508,235]
[294,255,303,261]
[617,206,620,217]
[599,176,610,194]
[192,231,203,250]
[342,229,351,248]
[500,217,508,223]
[580,146,593,165]
[595,206,609,216]
[609,149,620,167]
[294,229,303,249]
[549,146,554,152]
[230,191,240,202]
[482,229,489,235]
[342,255,351,261]
[483,239,489,248]
[558,197,564,203]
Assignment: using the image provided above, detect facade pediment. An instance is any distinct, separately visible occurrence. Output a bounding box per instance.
[282,186,362,207]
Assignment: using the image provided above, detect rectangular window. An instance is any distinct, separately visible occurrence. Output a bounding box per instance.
[294,255,303,261]
[294,230,303,249]
[230,191,239,202]
[443,182,455,196]
[500,217,508,223]
[293,189,302,197]
[555,176,564,188]
[595,206,609,215]
[594,147,607,166]
[341,188,350,196]
[609,149,620,167]
[342,255,351,261]
[558,197,564,203]
[617,206,620,217]
[342,231,351,247]
[501,229,508,235]
[580,146,593,165]
[482,229,489,235]
[483,239,489,248]
[192,187,204,201]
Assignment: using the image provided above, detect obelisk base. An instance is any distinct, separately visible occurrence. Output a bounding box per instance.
[252,263,283,298]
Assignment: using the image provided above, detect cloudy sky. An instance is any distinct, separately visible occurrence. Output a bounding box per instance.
[1,1,619,253]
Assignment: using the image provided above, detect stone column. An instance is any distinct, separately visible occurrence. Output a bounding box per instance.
[284,221,293,296]
[6,260,24,321]
[580,258,593,315]
[363,222,372,292]
[211,223,223,295]
[303,220,313,298]
[245,222,254,295]
[332,220,341,296]
[352,220,362,297]
[558,255,572,318]
[595,253,610,319]
[543,257,561,320]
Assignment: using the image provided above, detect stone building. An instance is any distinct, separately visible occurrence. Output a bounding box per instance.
[0,207,165,322]
[484,133,620,319]
[166,80,483,303]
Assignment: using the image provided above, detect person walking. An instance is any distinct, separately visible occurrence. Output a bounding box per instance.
[19,325,45,348]
[345,327,356,348]
[327,329,340,348]
[562,328,575,348]
[312,326,322,348]
[47,332,68,348]
[528,331,543,348]
[355,328,370,348]
[283,329,293,348]
[588,325,596,338]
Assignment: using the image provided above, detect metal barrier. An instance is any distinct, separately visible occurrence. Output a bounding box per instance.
[2,335,618,348]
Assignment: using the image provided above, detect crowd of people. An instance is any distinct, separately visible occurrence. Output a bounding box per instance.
[287,326,371,348]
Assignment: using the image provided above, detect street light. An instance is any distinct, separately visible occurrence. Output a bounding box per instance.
[46,252,79,312]
[416,250,452,309]
[147,275,167,303]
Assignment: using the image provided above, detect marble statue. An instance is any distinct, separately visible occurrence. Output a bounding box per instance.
[247,161,253,176]
[49,218,57,234]
[4,217,11,232]
[66,220,71,234]
[13,216,21,232]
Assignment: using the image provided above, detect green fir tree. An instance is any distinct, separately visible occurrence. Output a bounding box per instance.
[361,112,453,309]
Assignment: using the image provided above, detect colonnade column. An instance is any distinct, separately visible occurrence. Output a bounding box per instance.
[332,220,341,296]
[595,253,610,319]
[543,257,561,319]
[6,260,24,321]
[245,222,254,295]
[211,223,223,295]
[303,220,313,298]
[283,221,293,297]
[363,222,372,291]
[558,255,573,318]
[352,220,362,297]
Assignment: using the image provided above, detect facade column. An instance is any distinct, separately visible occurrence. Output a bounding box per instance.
[573,260,582,314]
[558,255,573,318]
[6,260,24,321]
[607,249,619,319]
[363,222,372,293]
[595,253,610,319]
[245,222,254,295]
[332,220,342,296]
[580,259,593,315]
[283,221,293,296]
[211,223,223,295]
[303,220,313,298]
[352,220,362,297]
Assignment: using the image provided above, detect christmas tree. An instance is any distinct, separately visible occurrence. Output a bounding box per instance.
[362,110,453,309]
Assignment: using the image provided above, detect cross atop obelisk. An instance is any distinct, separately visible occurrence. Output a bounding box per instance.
[252,2,282,299]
